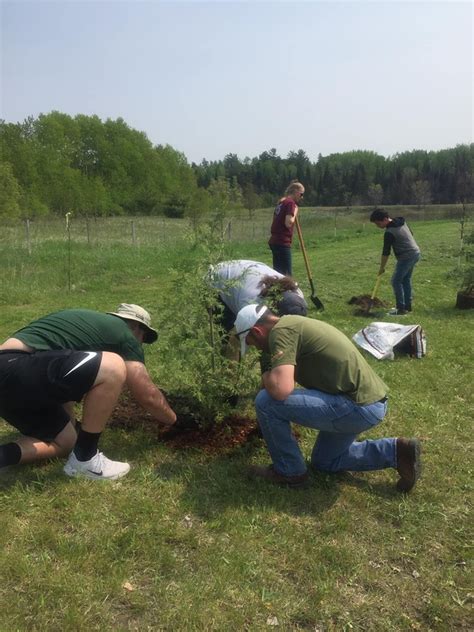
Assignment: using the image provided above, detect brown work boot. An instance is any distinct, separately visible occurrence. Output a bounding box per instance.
[248,464,309,488]
[396,438,421,492]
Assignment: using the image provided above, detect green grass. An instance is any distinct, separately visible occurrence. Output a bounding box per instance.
[0,217,472,631]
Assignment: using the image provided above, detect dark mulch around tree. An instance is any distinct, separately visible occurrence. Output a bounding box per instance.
[109,394,261,455]
[348,294,388,316]
[455,287,474,309]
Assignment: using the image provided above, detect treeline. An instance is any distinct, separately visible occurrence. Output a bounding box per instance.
[193,145,474,209]
[0,111,203,219]
[1,111,473,220]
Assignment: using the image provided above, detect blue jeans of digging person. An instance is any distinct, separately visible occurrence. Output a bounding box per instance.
[255,388,395,477]
[391,253,421,311]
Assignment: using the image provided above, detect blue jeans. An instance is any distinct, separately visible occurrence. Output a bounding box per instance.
[270,244,292,275]
[391,253,420,310]
[255,388,395,476]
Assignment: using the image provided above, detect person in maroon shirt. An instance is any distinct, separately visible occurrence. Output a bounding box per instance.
[268,180,305,275]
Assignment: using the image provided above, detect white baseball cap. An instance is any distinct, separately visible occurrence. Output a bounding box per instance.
[234,304,270,356]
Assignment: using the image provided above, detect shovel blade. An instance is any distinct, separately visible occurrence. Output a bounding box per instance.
[311,295,325,311]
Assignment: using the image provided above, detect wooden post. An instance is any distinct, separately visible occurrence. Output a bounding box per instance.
[65,212,72,292]
[25,219,32,255]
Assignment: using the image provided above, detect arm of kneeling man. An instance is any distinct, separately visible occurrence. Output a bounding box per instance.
[262,364,295,401]
[125,361,177,425]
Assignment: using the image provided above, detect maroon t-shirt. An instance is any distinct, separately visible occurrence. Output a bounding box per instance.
[268,197,298,247]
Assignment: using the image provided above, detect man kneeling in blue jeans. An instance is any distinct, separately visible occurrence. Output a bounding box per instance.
[235,304,421,492]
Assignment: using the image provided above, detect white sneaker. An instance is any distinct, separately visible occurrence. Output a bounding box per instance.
[64,451,130,480]
[387,307,407,316]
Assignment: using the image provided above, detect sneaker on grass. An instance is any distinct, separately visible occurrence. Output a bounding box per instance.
[64,451,130,480]
[387,307,408,316]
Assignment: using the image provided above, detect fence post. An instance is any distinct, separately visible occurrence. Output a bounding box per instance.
[25,219,32,255]
[86,217,91,245]
[131,220,136,247]
[65,212,72,292]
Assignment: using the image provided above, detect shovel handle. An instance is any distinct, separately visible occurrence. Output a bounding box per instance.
[295,216,325,311]
[295,216,313,283]
[371,274,383,300]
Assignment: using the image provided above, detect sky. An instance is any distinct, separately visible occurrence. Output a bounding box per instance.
[1,0,473,164]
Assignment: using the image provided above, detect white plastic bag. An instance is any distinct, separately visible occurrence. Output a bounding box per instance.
[353,321,426,360]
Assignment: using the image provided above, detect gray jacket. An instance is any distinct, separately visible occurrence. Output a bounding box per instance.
[383,218,420,260]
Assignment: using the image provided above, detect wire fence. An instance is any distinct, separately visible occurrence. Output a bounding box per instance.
[0,204,470,254]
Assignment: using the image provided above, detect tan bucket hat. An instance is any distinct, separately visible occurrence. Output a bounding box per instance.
[107,303,158,344]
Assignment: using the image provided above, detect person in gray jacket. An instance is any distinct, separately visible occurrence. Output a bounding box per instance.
[370,209,421,315]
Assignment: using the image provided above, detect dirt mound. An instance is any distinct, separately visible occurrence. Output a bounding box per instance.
[348,294,387,308]
[109,394,260,454]
[160,415,260,453]
[348,294,388,315]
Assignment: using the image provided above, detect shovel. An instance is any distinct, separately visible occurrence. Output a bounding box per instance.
[294,216,324,311]
[363,274,383,315]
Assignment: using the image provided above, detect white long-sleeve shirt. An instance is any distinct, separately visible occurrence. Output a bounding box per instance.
[207,260,304,315]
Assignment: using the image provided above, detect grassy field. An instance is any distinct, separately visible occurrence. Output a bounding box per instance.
[0,214,472,631]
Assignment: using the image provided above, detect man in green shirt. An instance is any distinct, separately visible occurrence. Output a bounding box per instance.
[235,304,421,492]
[0,304,176,480]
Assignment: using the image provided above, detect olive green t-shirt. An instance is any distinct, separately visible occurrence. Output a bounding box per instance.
[268,316,387,405]
[14,309,145,363]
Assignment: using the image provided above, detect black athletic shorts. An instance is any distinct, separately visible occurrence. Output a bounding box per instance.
[0,349,102,441]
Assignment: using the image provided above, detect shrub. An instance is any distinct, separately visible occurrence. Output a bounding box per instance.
[156,224,259,428]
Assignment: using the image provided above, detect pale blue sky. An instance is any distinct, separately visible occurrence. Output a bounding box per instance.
[1,0,472,164]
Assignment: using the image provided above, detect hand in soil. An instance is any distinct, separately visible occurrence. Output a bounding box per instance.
[109,394,259,453]
[173,416,200,431]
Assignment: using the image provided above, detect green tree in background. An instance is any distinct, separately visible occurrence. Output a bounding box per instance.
[367,183,384,207]
[186,187,211,237]
[0,112,201,218]
[208,176,244,237]
[0,162,21,219]
[412,180,432,209]
[242,183,261,218]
